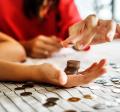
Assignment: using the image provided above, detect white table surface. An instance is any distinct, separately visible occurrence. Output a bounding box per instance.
[0,40,120,112]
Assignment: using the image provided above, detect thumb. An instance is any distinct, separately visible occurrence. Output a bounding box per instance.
[58,71,68,85]
[61,35,75,47]
[74,28,96,50]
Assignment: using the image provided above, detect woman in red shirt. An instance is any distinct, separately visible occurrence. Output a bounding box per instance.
[0,0,107,87]
[0,0,81,58]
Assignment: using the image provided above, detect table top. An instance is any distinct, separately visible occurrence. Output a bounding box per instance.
[0,40,120,112]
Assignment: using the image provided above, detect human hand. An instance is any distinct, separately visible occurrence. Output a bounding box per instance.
[22,35,62,58]
[33,63,68,86]
[33,59,106,88]
[62,15,116,50]
[64,59,106,88]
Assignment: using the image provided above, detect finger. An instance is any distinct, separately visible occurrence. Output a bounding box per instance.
[83,68,106,84]
[69,21,85,36]
[62,35,81,47]
[74,28,96,50]
[79,62,98,74]
[115,24,120,38]
[105,20,116,42]
[31,53,49,58]
[35,40,60,53]
[79,59,106,75]
[97,20,116,42]
[95,59,106,69]
[39,36,62,48]
[116,23,120,34]
[91,33,106,44]
[86,59,106,72]
[40,42,60,53]
[31,48,50,58]
[85,14,98,29]
[47,71,68,86]
[63,67,106,88]
[61,36,73,47]
[58,71,68,85]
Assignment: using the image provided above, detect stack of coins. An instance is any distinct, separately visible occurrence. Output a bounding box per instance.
[43,97,59,107]
[64,60,80,75]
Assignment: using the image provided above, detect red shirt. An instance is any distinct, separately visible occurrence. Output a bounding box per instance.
[0,0,81,41]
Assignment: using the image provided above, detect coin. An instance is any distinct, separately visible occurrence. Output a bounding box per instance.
[22,82,34,88]
[43,101,56,107]
[109,63,116,66]
[14,87,25,90]
[103,82,113,86]
[112,65,120,69]
[22,83,34,88]
[112,88,120,93]
[111,77,120,82]
[95,79,107,84]
[67,60,80,68]
[113,81,120,85]
[68,97,80,102]
[64,60,80,75]
[83,94,93,99]
[47,97,59,102]
[114,84,120,88]
[20,92,32,96]
[93,103,106,110]
[65,67,79,75]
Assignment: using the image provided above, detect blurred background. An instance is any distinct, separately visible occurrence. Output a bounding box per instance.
[75,0,120,22]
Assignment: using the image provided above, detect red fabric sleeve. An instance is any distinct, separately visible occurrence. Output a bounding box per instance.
[58,0,81,39]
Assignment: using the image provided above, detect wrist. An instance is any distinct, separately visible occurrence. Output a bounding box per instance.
[26,65,43,82]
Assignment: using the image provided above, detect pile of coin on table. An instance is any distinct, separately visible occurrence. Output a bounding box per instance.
[64,60,80,75]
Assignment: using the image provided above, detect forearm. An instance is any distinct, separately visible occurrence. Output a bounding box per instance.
[0,32,26,62]
[0,60,37,81]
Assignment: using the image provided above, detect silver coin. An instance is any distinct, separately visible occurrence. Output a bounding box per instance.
[103,82,113,86]
[114,84,120,88]
[113,81,120,85]
[113,65,120,68]
[111,77,120,82]
[95,79,107,84]
[112,88,120,93]
[93,103,106,110]
[109,63,116,66]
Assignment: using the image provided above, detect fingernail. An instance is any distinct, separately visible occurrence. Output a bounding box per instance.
[83,46,91,51]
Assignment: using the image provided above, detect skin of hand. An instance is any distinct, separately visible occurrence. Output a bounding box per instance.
[62,15,117,50]
[21,35,62,58]
[0,59,106,88]
[116,23,120,38]
[0,32,26,62]
[33,59,106,88]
